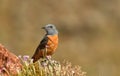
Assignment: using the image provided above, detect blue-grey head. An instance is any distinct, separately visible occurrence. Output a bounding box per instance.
[42,24,58,35]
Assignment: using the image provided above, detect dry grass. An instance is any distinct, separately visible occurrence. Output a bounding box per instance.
[17,55,86,76]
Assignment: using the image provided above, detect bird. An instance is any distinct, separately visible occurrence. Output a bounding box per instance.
[32,24,58,63]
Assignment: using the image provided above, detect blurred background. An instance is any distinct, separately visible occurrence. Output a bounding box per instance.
[0,0,120,76]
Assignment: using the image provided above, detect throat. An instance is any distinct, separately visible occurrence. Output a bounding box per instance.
[47,30,58,35]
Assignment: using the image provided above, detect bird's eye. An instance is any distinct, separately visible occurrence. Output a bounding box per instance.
[49,26,53,28]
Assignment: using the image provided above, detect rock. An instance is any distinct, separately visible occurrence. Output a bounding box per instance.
[0,44,22,76]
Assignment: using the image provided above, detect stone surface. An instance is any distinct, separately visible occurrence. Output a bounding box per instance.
[0,44,22,76]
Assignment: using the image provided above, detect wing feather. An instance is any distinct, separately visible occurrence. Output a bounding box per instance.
[32,36,48,62]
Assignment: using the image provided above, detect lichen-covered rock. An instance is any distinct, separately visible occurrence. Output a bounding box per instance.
[0,44,22,76]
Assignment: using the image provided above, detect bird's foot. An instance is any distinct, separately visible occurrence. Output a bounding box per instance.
[46,55,52,60]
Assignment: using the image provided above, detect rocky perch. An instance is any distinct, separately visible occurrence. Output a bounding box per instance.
[0,44,22,76]
[0,44,86,76]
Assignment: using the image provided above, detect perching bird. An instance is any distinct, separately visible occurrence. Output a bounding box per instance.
[32,24,58,63]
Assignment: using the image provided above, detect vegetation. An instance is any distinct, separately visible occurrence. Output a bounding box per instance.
[17,55,86,76]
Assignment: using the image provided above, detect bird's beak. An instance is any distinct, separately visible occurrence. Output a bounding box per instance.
[41,26,45,29]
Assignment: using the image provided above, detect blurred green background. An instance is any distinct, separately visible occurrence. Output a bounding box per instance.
[0,0,120,76]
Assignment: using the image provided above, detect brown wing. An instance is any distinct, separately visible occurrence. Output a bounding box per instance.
[32,36,48,63]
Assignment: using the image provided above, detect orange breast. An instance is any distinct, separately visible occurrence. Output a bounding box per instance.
[46,35,58,55]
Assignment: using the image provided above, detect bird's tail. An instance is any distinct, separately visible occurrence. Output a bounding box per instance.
[32,50,42,63]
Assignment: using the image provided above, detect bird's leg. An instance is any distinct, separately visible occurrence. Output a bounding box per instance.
[46,55,52,60]
[41,47,47,64]
[44,46,53,66]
